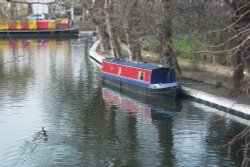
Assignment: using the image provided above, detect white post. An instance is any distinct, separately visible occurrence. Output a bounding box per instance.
[70,5,74,21]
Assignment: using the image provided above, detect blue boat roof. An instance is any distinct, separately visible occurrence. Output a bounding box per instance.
[104,58,161,70]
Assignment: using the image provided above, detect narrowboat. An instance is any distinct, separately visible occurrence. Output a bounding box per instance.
[0,18,79,38]
[101,58,180,98]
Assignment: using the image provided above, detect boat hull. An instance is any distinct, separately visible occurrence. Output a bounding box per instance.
[0,28,79,38]
[101,74,180,99]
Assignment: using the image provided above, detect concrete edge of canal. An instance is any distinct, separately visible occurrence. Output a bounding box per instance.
[88,40,250,124]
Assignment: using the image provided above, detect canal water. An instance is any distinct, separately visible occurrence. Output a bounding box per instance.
[0,36,246,167]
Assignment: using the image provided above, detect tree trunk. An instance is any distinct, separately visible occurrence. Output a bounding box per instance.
[247,55,250,74]
[10,3,17,16]
[225,0,250,91]
[232,50,244,90]
[105,0,123,58]
[124,0,142,62]
[159,0,181,74]
[89,0,111,51]
[96,24,111,51]
[27,4,33,14]
[242,36,250,74]
[125,20,142,61]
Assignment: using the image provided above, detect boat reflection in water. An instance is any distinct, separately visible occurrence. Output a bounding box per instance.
[102,86,182,121]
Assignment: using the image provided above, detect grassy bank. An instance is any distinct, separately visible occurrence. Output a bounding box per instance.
[140,35,232,66]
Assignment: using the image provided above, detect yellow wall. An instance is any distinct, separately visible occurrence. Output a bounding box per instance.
[48,20,56,29]
[56,18,69,24]
[28,20,37,30]
[0,21,8,30]
[16,20,22,29]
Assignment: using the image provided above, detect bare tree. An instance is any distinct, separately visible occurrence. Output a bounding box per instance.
[224,0,250,92]
[84,0,111,51]
[123,0,142,61]
[223,126,250,167]
[145,0,182,74]
[104,0,122,58]
[221,2,250,165]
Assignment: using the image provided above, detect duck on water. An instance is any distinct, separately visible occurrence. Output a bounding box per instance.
[40,127,47,139]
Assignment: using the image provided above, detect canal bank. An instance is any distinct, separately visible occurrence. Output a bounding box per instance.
[89,40,250,122]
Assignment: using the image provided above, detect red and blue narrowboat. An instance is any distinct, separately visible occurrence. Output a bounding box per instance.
[101,58,180,98]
